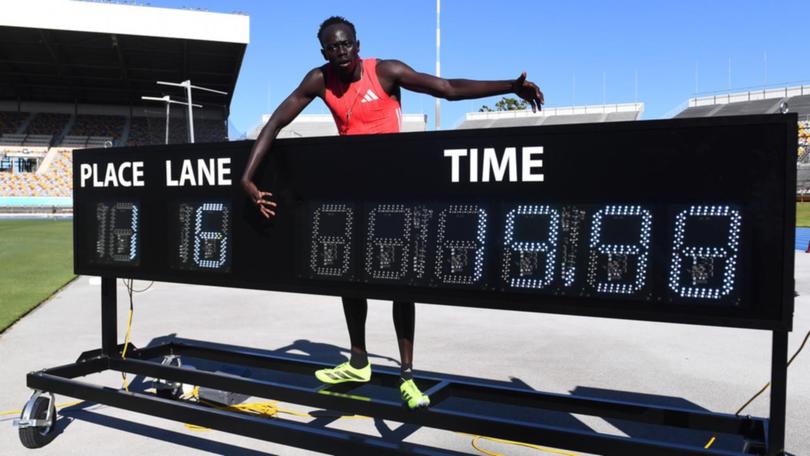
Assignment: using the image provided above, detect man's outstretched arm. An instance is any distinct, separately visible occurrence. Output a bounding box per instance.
[241,68,324,219]
[377,60,544,112]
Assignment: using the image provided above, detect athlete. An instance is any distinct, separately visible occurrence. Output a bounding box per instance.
[241,16,544,409]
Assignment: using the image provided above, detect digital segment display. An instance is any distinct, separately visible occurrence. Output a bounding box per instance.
[301,202,743,305]
[71,114,796,330]
[91,201,140,266]
[171,200,232,272]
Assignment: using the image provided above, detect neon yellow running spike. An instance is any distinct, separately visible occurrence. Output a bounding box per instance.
[400,379,430,409]
[315,361,371,384]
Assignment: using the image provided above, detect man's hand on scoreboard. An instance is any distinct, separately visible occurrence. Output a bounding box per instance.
[243,181,277,219]
[512,71,544,113]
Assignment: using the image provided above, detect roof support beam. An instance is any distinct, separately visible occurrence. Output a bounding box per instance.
[38,29,62,77]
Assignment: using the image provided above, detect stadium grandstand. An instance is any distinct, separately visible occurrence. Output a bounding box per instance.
[455,102,644,129]
[0,1,247,213]
[248,113,428,139]
[672,84,810,195]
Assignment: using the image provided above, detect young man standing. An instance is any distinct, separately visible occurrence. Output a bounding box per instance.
[241,16,544,409]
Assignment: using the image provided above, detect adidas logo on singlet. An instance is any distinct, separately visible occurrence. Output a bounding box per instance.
[360,89,379,103]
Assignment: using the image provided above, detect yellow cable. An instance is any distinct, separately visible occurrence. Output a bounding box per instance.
[704,328,810,449]
[120,279,135,392]
[469,434,580,456]
[0,401,84,417]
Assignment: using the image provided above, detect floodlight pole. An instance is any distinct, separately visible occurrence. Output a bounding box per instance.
[435,0,441,130]
[141,95,202,145]
[157,80,228,143]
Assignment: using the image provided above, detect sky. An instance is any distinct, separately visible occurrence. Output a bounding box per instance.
[138,0,810,136]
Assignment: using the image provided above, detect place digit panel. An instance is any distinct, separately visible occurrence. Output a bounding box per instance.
[91,201,140,266]
[170,200,232,272]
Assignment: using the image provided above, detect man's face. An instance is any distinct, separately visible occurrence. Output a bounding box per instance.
[320,24,360,76]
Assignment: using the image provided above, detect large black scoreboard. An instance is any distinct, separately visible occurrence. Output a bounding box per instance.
[73,114,796,330]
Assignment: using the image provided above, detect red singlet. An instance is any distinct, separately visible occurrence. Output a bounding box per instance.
[323,58,401,135]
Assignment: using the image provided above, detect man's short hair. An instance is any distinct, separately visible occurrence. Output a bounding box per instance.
[317,16,356,43]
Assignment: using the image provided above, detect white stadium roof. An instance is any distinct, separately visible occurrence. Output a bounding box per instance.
[1,0,249,44]
[0,1,248,106]
[456,102,644,129]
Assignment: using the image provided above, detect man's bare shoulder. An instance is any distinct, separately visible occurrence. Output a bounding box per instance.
[376,59,409,75]
[296,66,326,95]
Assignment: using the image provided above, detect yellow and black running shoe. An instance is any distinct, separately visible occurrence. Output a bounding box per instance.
[315,361,371,384]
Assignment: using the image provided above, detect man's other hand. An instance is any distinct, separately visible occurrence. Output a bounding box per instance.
[242,181,277,219]
[513,72,544,113]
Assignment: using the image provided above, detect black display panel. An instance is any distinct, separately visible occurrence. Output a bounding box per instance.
[72,115,796,330]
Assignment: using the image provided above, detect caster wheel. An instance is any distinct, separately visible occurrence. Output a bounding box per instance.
[18,396,57,449]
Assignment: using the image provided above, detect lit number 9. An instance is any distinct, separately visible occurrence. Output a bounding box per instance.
[434,205,488,285]
[586,205,652,294]
[501,205,559,289]
[193,203,230,269]
[668,206,741,299]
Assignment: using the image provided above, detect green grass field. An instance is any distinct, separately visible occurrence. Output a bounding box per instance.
[0,219,74,332]
[798,203,810,227]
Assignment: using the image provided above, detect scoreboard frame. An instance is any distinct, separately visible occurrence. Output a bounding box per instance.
[72,114,797,331]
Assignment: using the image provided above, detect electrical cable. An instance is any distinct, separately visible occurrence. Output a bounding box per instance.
[0,401,85,417]
[469,434,580,456]
[119,278,153,392]
[704,328,810,449]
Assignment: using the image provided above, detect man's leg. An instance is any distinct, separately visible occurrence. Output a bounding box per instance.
[314,297,371,384]
[343,296,369,369]
[392,301,415,379]
[393,301,429,409]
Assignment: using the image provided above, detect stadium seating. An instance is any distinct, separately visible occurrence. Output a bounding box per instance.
[0,111,29,134]
[127,116,165,145]
[799,120,810,162]
[127,116,212,145]
[65,114,125,145]
[0,134,27,146]
[26,113,70,136]
[60,136,115,149]
[195,118,228,143]
[0,148,73,197]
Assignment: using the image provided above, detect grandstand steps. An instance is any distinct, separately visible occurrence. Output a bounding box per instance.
[120,116,132,146]
[56,114,77,146]
[36,149,59,175]
[14,113,34,135]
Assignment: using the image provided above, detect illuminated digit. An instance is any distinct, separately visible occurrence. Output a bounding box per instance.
[586,205,652,294]
[95,203,109,260]
[107,202,139,262]
[365,204,411,280]
[559,207,587,287]
[501,205,559,289]
[310,203,354,277]
[434,205,488,285]
[668,206,741,299]
[192,202,230,269]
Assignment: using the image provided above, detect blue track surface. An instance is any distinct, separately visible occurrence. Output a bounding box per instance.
[797,228,810,251]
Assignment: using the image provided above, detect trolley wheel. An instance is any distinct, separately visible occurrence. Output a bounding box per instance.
[18,396,57,449]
